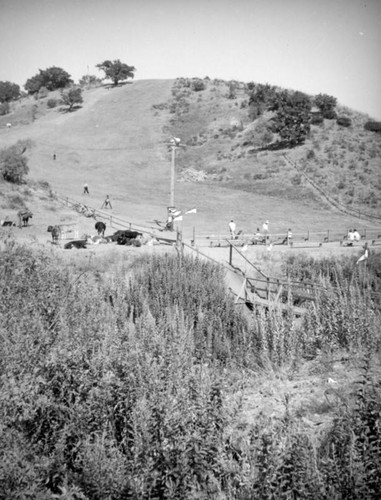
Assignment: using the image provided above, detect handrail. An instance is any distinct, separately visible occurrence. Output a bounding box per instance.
[54,193,165,237]
[283,154,381,222]
[227,241,268,278]
[182,242,225,268]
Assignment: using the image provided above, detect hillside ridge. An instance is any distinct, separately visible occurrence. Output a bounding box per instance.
[1,78,380,236]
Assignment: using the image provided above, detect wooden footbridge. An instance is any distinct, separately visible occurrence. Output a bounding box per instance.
[182,241,319,316]
[55,193,380,314]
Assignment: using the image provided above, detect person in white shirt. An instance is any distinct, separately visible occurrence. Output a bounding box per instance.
[262,220,269,243]
[347,229,355,246]
[353,229,361,242]
[228,220,236,239]
[281,228,292,245]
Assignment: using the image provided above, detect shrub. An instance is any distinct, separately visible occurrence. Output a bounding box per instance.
[323,109,337,119]
[306,149,316,160]
[291,173,302,185]
[0,149,29,184]
[336,116,352,127]
[191,79,206,92]
[0,102,10,115]
[311,114,324,125]
[364,121,381,133]
[47,98,58,108]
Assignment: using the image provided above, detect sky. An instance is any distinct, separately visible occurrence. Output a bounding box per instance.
[1,0,381,119]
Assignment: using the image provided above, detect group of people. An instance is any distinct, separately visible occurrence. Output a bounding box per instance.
[229,219,285,245]
[82,183,112,209]
[343,228,361,246]
[228,218,366,252]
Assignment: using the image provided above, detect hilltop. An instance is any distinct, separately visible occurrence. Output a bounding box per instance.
[0,78,380,240]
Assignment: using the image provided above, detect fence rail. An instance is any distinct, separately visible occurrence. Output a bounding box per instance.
[54,193,381,248]
[283,154,381,222]
[55,194,161,236]
[190,227,381,247]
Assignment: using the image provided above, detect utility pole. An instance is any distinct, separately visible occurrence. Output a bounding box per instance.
[170,144,176,207]
[167,137,182,230]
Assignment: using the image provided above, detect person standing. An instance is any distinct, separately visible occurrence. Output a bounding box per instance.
[281,228,292,245]
[353,229,361,242]
[228,219,236,239]
[101,195,112,209]
[262,220,269,243]
[356,242,369,264]
[83,183,89,195]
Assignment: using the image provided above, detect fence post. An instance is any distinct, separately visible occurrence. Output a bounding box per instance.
[327,230,330,242]
[306,230,309,241]
[192,226,196,246]
[266,277,270,300]
[229,243,233,266]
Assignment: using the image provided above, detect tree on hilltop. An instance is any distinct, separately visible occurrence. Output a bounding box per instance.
[0,81,20,103]
[269,90,311,147]
[314,93,337,119]
[25,67,73,95]
[246,82,278,120]
[60,86,83,111]
[96,59,136,86]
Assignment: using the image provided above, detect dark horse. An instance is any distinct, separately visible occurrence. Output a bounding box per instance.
[95,221,106,237]
[18,210,33,228]
[47,225,62,244]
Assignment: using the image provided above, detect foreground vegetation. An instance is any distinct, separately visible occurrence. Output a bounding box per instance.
[0,238,380,499]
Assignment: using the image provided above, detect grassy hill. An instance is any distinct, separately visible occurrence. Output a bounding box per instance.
[1,78,380,239]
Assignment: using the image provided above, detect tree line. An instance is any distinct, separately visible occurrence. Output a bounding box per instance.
[0,60,136,114]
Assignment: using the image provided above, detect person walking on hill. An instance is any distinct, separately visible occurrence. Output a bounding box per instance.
[83,183,89,195]
[228,219,236,240]
[101,195,112,209]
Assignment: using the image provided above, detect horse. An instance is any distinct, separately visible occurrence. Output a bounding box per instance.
[17,210,33,228]
[47,225,62,244]
[95,221,106,237]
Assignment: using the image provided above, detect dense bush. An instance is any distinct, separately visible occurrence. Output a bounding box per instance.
[323,108,337,120]
[25,67,73,94]
[191,78,206,92]
[268,90,311,146]
[0,80,20,102]
[314,93,337,117]
[364,120,381,133]
[47,98,58,108]
[0,242,380,498]
[0,102,10,116]
[336,116,352,127]
[0,146,29,183]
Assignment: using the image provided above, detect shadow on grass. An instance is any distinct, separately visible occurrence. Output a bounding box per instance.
[58,105,83,114]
